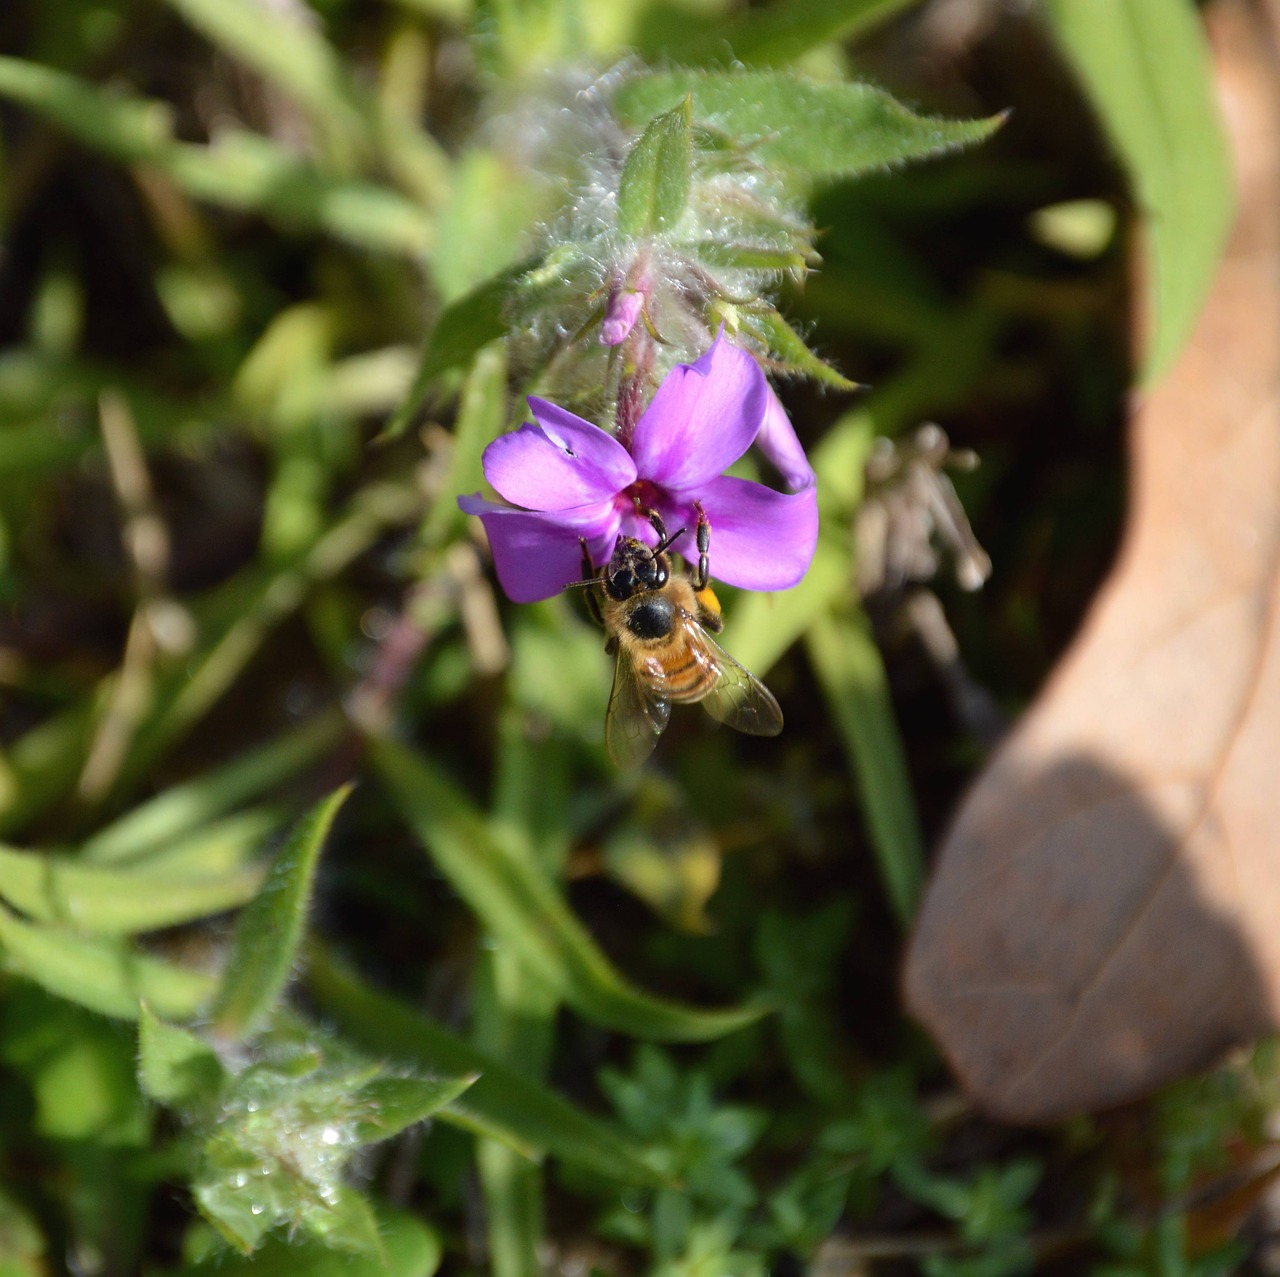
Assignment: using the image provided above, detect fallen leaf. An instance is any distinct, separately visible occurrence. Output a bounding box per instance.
[904,0,1280,1123]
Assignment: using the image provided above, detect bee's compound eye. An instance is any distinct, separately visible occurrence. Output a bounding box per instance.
[608,567,637,599]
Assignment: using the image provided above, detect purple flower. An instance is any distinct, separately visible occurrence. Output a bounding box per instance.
[458,335,818,603]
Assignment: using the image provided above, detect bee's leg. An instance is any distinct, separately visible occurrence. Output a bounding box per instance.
[692,500,711,590]
[690,501,724,632]
[579,537,604,628]
[634,502,690,556]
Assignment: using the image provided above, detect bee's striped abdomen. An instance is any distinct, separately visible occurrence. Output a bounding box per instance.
[656,644,719,703]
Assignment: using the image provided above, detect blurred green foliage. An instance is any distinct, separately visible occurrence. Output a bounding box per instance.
[0,0,1258,1274]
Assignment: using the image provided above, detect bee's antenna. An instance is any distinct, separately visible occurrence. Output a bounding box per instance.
[655,527,687,555]
[563,575,608,592]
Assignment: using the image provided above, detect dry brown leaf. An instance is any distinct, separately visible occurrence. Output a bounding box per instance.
[904,0,1280,1123]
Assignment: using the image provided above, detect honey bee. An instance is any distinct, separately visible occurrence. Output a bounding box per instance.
[575,503,783,767]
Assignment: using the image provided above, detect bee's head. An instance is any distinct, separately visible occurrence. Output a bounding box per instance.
[604,536,669,601]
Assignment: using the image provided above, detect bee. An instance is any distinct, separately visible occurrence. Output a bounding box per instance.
[575,503,783,767]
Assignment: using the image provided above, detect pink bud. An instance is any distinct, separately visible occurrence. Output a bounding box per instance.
[600,287,645,345]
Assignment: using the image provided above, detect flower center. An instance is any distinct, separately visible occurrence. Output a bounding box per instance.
[611,480,668,547]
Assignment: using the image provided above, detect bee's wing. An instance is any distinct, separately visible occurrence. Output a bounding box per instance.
[687,624,784,737]
[605,649,671,768]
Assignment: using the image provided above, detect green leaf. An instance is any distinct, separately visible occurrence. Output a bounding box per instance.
[384,268,517,439]
[302,1184,386,1259]
[806,605,924,925]
[1043,0,1233,383]
[306,947,669,1187]
[0,843,261,936]
[692,241,811,274]
[671,0,919,69]
[177,1205,442,1277]
[616,98,694,239]
[211,786,353,1040]
[348,1074,479,1144]
[0,901,213,1020]
[741,307,858,390]
[189,1029,433,1256]
[137,1003,226,1108]
[0,54,172,160]
[433,149,544,304]
[615,70,1004,183]
[374,740,767,1042]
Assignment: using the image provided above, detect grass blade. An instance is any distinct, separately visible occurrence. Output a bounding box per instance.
[0,844,261,937]
[806,605,925,925]
[0,902,213,1019]
[374,740,768,1043]
[81,712,342,863]
[1043,0,1233,382]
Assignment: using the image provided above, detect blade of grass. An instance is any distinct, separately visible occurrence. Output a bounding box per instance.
[1043,0,1233,383]
[0,844,261,937]
[0,901,213,1019]
[81,710,342,862]
[473,718,571,1277]
[374,739,769,1042]
[806,604,924,925]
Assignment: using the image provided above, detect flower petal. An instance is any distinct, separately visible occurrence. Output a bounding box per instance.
[458,494,621,602]
[629,334,768,491]
[657,475,818,592]
[755,384,816,493]
[482,404,635,512]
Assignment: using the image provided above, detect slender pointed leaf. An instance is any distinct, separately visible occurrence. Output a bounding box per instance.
[349,1074,479,1144]
[0,902,213,1020]
[617,98,694,239]
[0,59,432,256]
[806,606,924,924]
[81,713,342,863]
[0,844,261,936]
[615,71,1004,182]
[744,308,859,389]
[1043,0,1233,382]
[0,54,172,160]
[211,786,353,1040]
[374,740,768,1042]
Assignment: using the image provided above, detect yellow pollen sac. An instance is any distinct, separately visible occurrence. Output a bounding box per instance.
[695,584,721,618]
